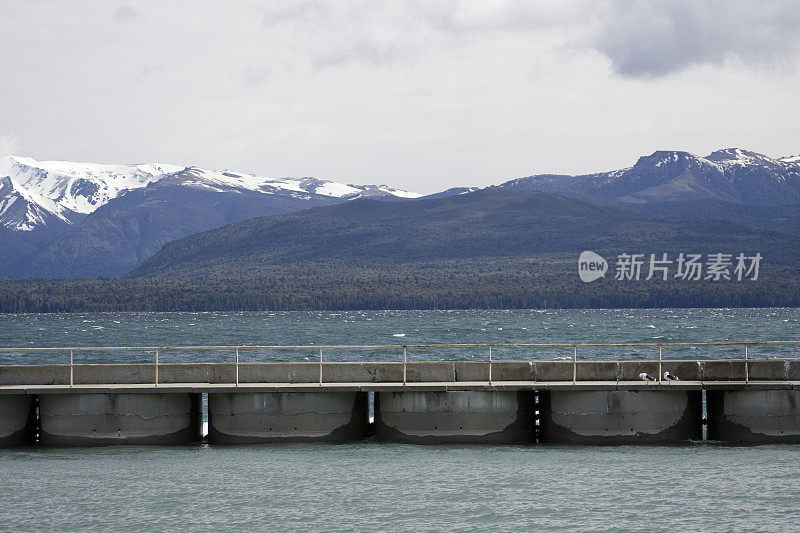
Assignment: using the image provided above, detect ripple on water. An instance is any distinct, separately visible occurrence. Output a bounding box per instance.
[0,444,798,531]
[0,308,799,364]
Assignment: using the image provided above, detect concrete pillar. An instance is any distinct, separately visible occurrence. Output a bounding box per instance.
[707,390,800,443]
[208,392,368,444]
[39,393,202,447]
[540,390,701,444]
[0,395,35,448]
[375,391,535,444]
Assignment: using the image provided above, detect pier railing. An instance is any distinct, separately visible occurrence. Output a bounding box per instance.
[0,340,798,387]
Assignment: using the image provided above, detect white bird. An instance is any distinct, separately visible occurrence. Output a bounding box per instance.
[639,372,656,381]
[663,371,680,381]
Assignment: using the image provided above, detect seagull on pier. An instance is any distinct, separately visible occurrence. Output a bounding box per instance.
[663,371,680,381]
[638,372,656,381]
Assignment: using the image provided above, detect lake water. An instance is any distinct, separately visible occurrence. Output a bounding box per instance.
[1,308,799,365]
[1,308,799,531]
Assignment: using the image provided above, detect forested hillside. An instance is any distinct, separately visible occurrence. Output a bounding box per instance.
[1,189,798,312]
[131,189,799,279]
[2,258,799,313]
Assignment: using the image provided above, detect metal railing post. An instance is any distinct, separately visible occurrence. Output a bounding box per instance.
[403,346,407,385]
[572,345,577,384]
[488,345,493,385]
[5,341,800,390]
[745,344,749,384]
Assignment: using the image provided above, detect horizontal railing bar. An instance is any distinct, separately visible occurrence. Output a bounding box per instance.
[0,340,798,352]
[1,358,798,365]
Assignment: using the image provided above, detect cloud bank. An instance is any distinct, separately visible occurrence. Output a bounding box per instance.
[1,1,797,192]
[591,0,800,77]
[259,0,800,77]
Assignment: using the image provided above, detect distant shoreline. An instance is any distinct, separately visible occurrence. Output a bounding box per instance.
[1,273,798,313]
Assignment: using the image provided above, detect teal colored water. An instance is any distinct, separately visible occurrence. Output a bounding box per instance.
[1,309,799,531]
[1,308,799,364]
[1,444,799,531]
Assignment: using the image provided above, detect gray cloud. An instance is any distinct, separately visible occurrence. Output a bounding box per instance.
[138,64,172,77]
[590,0,800,77]
[257,0,800,77]
[258,1,587,70]
[114,5,138,23]
[242,66,271,87]
[260,0,438,70]
[1,0,798,194]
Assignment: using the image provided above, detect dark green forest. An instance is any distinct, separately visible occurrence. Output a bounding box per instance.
[2,258,798,313]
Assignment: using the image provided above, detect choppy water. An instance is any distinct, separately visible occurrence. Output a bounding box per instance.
[1,308,799,364]
[1,309,799,531]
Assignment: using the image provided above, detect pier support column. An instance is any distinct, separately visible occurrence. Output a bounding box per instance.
[208,392,368,444]
[540,390,701,444]
[707,390,800,443]
[39,393,202,447]
[0,395,35,448]
[375,391,535,444]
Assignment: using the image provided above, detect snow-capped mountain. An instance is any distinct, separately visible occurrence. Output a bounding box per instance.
[500,148,800,205]
[0,156,421,277]
[421,186,482,199]
[0,156,182,230]
[0,156,419,232]
[0,175,70,231]
[167,166,420,200]
[4,148,798,279]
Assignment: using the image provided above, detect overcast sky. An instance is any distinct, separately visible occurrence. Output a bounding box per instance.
[1,0,798,193]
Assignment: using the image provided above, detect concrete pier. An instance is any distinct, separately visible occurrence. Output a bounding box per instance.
[540,390,702,444]
[375,391,535,444]
[0,353,797,446]
[707,390,800,443]
[0,395,35,447]
[208,392,368,444]
[38,393,202,447]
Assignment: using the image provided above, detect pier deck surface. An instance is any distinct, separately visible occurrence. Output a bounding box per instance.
[2,380,799,394]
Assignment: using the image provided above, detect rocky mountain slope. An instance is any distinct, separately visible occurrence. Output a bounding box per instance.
[2,147,798,279]
[0,156,419,277]
[500,149,800,205]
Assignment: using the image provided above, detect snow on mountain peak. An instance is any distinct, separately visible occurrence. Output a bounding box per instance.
[705,148,778,166]
[636,148,791,173]
[0,175,68,231]
[2,155,184,218]
[652,151,682,167]
[308,180,362,198]
[172,167,420,200]
[636,150,695,168]
[374,186,421,199]
[0,155,420,231]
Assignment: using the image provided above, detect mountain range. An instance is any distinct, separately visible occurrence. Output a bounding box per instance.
[501,148,800,204]
[0,156,419,277]
[1,147,799,279]
[130,187,800,279]
[4,187,798,313]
